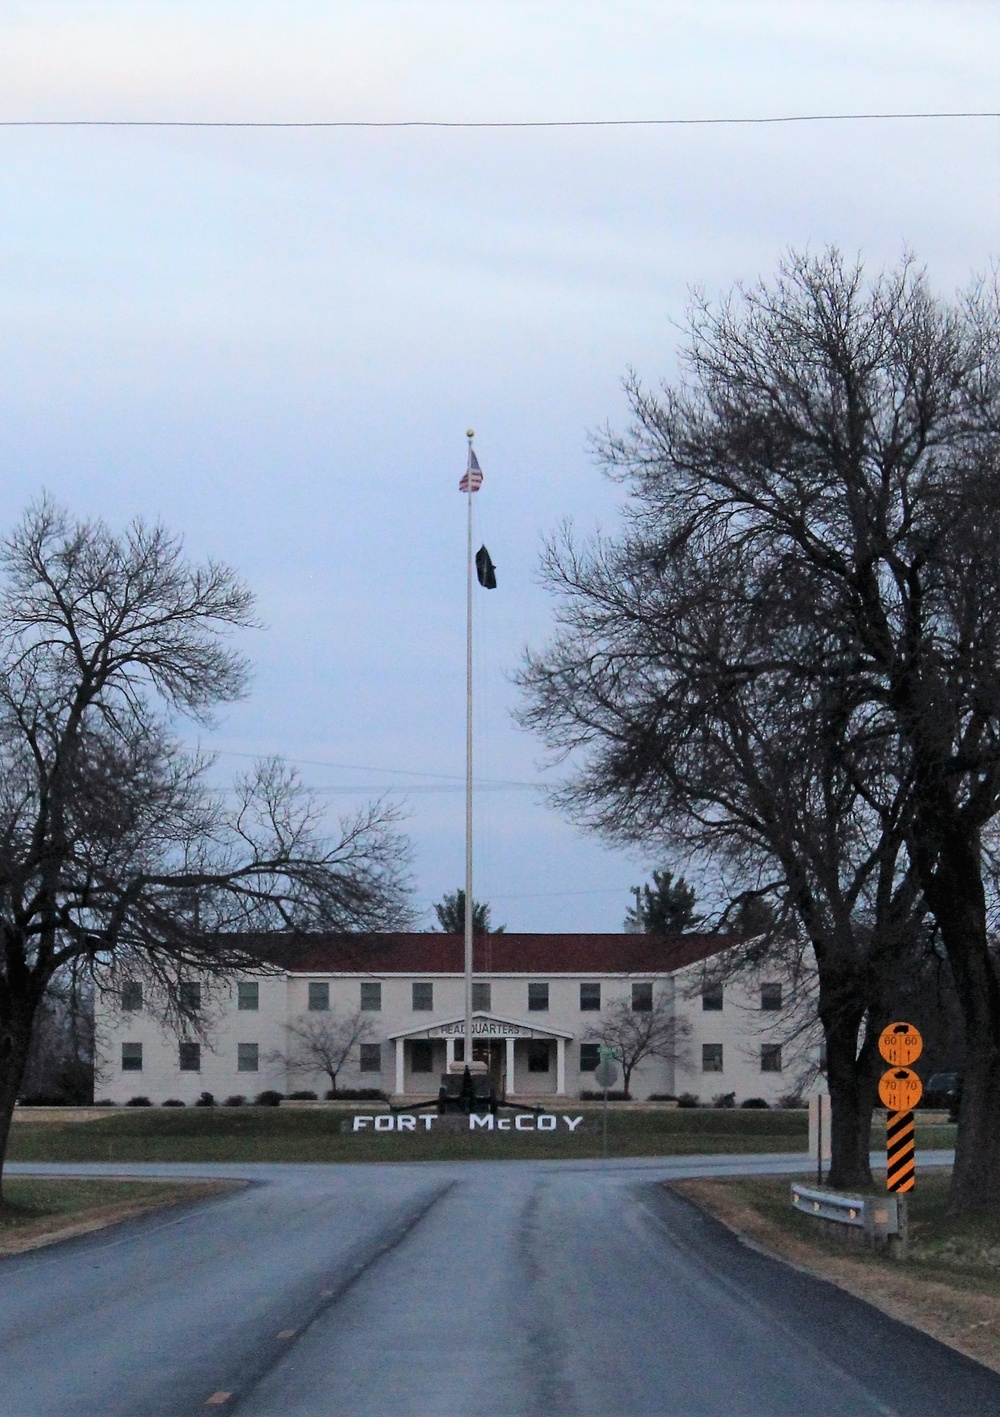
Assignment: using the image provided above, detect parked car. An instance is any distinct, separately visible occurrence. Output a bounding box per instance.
[923,1071,962,1118]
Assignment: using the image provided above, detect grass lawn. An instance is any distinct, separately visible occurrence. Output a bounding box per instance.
[0,1177,238,1253]
[672,1171,1000,1375]
[5,1105,956,1165]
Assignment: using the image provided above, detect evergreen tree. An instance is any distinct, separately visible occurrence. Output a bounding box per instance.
[625,871,697,934]
[432,889,504,934]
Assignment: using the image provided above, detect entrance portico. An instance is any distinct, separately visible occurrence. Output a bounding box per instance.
[388,1012,572,1097]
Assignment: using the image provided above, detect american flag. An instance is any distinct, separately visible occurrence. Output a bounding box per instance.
[459,448,484,492]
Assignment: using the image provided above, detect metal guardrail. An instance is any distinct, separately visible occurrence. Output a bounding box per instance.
[790,1183,899,1236]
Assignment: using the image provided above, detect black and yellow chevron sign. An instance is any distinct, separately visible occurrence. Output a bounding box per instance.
[886,1109,916,1192]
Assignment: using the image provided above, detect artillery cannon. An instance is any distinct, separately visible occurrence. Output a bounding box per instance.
[437,1065,497,1116]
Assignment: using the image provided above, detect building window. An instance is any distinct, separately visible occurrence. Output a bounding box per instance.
[179,1042,201,1072]
[359,1043,382,1073]
[580,1042,600,1073]
[702,1043,723,1073]
[528,982,549,1012]
[761,983,782,1011]
[360,981,382,1012]
[237,1043,259,1072]
[761,1044,783,1072]
[121,1042,143,1072]
[412,982,433,1011]
[472,982,491,1012]
[410,1040,434,1072]
[308,982,330,1011]
[702,983,724,1011]
[580,983,601,1011]
[121,981,142,1012]
[632,981,653,1012]
[237,982,259,1011]
[527,1041,551,1073]
[179,981,201,1013]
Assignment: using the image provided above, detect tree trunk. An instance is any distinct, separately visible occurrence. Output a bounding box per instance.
[921,834,1000,1214]
[823,1008,877,1188]
[0,995,40,1203]
[816,953,880,1189]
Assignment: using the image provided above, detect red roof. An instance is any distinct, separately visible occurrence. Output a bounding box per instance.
[253,932,730,976]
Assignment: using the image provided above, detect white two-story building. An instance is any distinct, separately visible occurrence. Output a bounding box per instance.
[94,932,820,1105]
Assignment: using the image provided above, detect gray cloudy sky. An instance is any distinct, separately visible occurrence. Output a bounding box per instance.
[0,2,996,930]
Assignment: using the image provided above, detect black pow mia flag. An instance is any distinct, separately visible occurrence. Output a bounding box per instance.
[475,545,497,589]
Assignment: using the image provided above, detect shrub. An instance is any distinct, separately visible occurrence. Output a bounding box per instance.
[254,1090,284,1107]
[224,1095,246,1107]
[94,1098,117,1107]
[741,1097,770,1109]
[777,1092,806,1109]
[579,1090,631,1101]
[194,1091,215,1107]
[286,1090,318,1101]
[712,1092,736,1108]
[162,1099,185,1107]
[677,1093,700,1108]
[647,1093,678,1102]
[125,1096,152,1107]
[325,1088,387,1101]
[17,1093,70,1106]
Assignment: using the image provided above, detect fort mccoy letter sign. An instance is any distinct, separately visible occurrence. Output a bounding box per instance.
[346,1113,586,1134]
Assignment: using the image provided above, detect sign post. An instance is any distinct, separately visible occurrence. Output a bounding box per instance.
[808,1094,831,1183]
[877,1022,922,1253]
[594,1048,619,1160]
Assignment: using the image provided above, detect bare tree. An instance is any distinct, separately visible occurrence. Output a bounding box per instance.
[20,963,95,1103]
[596,249,1000,1215]
[0,499,412,1195]
[584,991,688,1097]
[520,494,923,1184]
[518,251,1000,1191]
[281,1010,376,1095]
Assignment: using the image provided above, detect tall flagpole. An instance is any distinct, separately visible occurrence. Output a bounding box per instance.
[464,429,475,1072]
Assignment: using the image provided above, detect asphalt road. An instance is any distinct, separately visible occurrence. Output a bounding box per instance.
[3,1149,994,1417]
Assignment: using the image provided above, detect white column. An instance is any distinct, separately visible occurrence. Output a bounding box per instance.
[395,1038,405,1096]
[506,1037,515,1097]
[446,1037,455,1070]
[556,1037,566,1095]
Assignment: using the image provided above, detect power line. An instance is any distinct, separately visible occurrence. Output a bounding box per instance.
[227,783,536,795]
[212,747,540,789]
[0,111,996,131]
[489,885,634,900]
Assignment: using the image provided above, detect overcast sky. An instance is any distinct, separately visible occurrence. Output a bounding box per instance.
[0,2,997,931]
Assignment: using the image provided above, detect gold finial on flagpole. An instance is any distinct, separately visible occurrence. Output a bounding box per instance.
[466,428,474,439]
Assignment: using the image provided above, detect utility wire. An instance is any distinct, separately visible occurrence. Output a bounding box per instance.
[0,111,997,130]
[212,747,540,788]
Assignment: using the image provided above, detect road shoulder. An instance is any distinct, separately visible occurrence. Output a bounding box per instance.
[670,1176,1000,1376]
[0,1177,246,1255]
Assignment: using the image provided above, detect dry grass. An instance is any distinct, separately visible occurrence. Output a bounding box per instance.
[11,1107,110,1124]
[671,1173,1000,1375]
[0,1177,243,1254]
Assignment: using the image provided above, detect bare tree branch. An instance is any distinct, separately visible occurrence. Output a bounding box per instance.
[0,500,413,1194]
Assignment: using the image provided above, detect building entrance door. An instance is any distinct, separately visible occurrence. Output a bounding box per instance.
[472,1039,505,1094]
